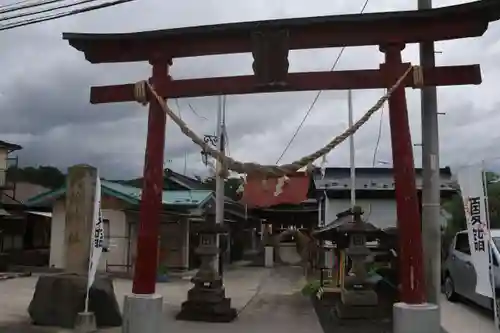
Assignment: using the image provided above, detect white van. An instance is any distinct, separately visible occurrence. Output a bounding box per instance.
[443,230,500,310]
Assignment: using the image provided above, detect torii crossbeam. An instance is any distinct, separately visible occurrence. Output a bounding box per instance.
[63,0,500,331]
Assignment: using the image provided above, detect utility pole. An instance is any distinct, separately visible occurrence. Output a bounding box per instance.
[215,95,226,276]
[419,0,441,306]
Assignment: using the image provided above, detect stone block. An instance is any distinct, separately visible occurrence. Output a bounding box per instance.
[335,301,380,319]
[265,246,274,268]
[75,312,96,333]
[177,298,237,322]
[187,287,226,303]
[28,273,122,329]
[340,288,378,306]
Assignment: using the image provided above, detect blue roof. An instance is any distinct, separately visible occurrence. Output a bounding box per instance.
[24,180,213,208]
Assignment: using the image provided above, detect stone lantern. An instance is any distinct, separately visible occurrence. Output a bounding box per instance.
[176,207,237,322]
[336,206,379,319]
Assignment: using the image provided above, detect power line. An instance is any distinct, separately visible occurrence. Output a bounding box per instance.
[275,0,371,164]
[371,89,387,167]
[0,0,34,10]
[0,0,136,31]
[186,102,208,121]
[1,0,102,22]
[0,0,64,14]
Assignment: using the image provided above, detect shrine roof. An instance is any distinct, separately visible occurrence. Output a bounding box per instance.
[63,0,500,63]
[24,180,213,208]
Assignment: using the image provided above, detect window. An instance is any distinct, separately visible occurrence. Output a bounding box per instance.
[0,234,23,251]
[455,233,471,255]
[493,251,499,267]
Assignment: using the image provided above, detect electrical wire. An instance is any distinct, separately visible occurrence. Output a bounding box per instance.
[222,95,230,157]
[186,102,208,121]
[1,0,102,22]
[0,0,64,14]
[275,0,371,164]
[0,0,34,11]
[371,89,387,167]
[0,0,136,31]
[174,99,183,119]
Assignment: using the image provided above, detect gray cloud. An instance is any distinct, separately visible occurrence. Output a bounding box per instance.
[1,0,499,180]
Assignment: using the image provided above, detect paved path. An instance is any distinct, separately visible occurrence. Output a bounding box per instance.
[8,266,497,333]
[127,266,322,333]
[441,295,498,333]
[0,266,322,333]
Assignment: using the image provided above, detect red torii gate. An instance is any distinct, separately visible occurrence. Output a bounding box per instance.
[63,0,500,305]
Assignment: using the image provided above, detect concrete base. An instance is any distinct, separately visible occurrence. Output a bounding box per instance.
[122,294,163,333]
[75,312,96,333]
[393,302,440,333]
[265,246,274,268]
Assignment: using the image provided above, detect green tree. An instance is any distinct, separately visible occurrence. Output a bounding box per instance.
[201,176,243,201]
[444,171,500,233]
[7,166,65,189]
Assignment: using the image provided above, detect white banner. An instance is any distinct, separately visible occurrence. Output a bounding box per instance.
[86,175,104,299]
[456,165,493,298]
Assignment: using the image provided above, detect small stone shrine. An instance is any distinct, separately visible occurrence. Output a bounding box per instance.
[176,208,237,322]
[336,206,379,319]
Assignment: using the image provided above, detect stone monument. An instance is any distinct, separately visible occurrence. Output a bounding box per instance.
[336,206,379,319]
[28,165,122,329]
[176,208,237,322]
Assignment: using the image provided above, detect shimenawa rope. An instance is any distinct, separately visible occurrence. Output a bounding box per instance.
[134,65,418,177]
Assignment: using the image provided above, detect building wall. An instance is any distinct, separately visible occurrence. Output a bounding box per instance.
[128,212,190,272]
[325,198,397,230]
[325,198,448,230]
[49,200,65,268]
[102,209,128,272]
[49,195,128,272]
[159,220,189,270]
[49,194,191,273]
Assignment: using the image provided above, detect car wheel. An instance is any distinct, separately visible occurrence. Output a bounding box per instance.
[444,276,458,302]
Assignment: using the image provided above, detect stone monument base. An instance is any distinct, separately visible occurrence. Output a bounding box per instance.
[176,280,237,323]
[176,299,237,323]
[28,273,122,329]
[336,288,379,319]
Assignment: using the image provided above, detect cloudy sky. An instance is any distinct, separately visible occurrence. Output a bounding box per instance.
[1,0,500,180]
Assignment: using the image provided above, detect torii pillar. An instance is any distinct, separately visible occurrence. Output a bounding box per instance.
[122,57,171,333]
[381,44,439,333]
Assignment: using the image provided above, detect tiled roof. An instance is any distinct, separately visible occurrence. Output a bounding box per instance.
[0,140,22,151]
[24,180,213,208]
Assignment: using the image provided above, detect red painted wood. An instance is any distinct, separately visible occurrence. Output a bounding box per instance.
[131,60,169,295]
[240,173,310,208]
[381,44,425,304]
[66,18,487,63]
[89,65,481,103]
